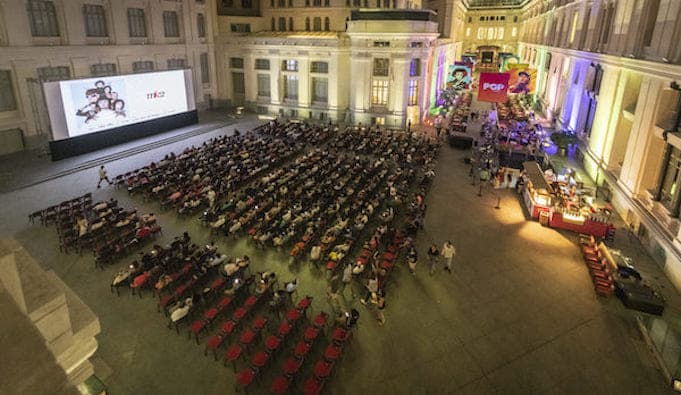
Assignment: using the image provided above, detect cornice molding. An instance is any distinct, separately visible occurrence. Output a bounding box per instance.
[522,42,681,81]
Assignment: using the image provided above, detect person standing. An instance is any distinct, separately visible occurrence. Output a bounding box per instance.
[441,240,456,273]
[97,165,112,188]
[427,243,440,275]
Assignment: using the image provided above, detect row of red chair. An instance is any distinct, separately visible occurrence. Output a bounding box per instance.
[580,234,614,297]
[193,288,267,345]
[269,311,330,394]
[233,296,314,393]
[28,192,93,225]
[300,325,353,395]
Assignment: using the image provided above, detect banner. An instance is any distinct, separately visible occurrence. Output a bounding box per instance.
[478,72,510,103]
[507,64,537,95]
[501,55,521,71]
[446,65,471,91]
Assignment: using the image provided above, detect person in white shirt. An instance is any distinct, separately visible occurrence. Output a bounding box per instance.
[341,263,355,298]
[97,165,112,188]
[207,188,216,208]
[310,245,321,263]
[441,240,456,273]
[169,298,193,324]
[284,278,298,295]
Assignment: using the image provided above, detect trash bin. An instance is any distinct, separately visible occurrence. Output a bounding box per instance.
[539,210,550,226]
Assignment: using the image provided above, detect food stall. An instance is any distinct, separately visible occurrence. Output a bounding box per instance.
[521,161,615,238]
[522,161,553,220]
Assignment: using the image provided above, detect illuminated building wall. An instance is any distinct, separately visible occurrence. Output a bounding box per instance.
[518,0,681,291]
[215,2,462,127]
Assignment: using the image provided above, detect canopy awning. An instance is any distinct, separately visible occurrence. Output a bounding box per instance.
[523,161,553,194]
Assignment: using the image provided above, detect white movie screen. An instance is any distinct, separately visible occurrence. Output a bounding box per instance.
[56,70,189,138]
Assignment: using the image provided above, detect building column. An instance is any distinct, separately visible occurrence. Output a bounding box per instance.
[618,77,665,196]
[298,58,310,109]
[390,58,408,128]
[270,57,281,106]
[584,65,621,182]
[350,54,371,124]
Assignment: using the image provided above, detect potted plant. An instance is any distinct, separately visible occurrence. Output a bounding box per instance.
[551,131,578,156]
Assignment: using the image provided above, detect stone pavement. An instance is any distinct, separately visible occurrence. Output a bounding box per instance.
[0,117,677,394]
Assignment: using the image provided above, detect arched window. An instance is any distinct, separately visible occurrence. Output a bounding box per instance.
[305,17,310,31]
[324,17,330,31]
[279,17,286,31]
[289,17,294,31]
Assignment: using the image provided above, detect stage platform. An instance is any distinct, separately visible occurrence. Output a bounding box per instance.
[0,111,256,193]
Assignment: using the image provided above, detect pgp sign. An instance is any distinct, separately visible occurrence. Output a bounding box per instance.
[478,72,511,103]
[482,83,506,91]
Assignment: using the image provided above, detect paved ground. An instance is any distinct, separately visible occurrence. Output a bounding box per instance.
[0,111,677,394]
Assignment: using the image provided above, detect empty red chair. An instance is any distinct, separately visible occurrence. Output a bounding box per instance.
[189,320,207,344]
[297,296,312,312]
[158,294,174,315]
[323,344,341,362]
[233,307,248,323]
[264,335,281,354]
[210,277,225,292]
[303,377,323,395]
[277,321,292,339]
[283,357,302,377]
[245,295,259,310]
[252,316,268,332]
[224,343,243,372]
[286,308,302,323]
[236,368,256,393]
[205,334,226,360]
[204,307,219,323]
[221,320,236,337]
[293,340,311,360]
[271,376,290,395]
[325,260,338,271]
[239,329,256,350]
[218,296,233,311]
[332,327,350,345]
[251,351,270,370]
[313,360,333,380]
[382,252,396,261]
[304,326,320,344]
[313,312,328,329]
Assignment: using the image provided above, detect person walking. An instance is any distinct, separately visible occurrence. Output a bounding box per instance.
[372,289,386,326]
[427,243,440,275]
[340,263,355,299]
[406,245,418,275]
[359,275,379,306]
[442,240,456,273]
[97,165,112,188]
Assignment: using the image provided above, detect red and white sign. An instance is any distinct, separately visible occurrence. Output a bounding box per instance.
[478,72,510,103]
